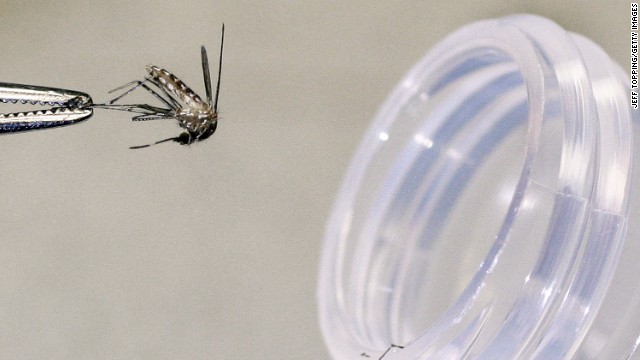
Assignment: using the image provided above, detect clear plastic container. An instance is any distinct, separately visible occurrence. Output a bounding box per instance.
[317,14,640,359]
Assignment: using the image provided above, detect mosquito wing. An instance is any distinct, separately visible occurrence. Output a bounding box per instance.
[201,45,213,107]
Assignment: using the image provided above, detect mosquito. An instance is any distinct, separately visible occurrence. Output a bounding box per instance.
[93,24,225,149]
[360,344,405,359]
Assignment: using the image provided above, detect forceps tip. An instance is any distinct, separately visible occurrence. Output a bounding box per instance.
[0,82,93,134]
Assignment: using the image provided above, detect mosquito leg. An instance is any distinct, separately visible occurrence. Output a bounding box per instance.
[378,344,404,360]
[129,136,180,149]
[91,103,171,115]
[131,77,182,112]
[138,79,181,110]
[146,78,181,109]
[214,23,224,113]
[131,114,175,121]
[105,79,150,104]
[361,344,405,360]
[106,79,178,112]
[129,132,191,149]
[107,80,143,94]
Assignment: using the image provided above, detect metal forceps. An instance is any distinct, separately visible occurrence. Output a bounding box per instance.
[0,82,93,134]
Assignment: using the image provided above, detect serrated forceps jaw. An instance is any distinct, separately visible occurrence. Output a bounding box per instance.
[0,82,93,133]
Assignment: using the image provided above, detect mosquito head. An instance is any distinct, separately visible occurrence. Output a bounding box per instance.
[175,132,192,145]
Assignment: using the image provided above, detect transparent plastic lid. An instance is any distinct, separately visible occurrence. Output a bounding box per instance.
[317,14,639,360]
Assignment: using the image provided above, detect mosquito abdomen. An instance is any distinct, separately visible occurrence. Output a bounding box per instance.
[146,65,210,111]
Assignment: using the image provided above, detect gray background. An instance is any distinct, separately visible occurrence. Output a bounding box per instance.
[0,1,630,359]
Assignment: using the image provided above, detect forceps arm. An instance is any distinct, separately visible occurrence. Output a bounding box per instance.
[0,82,93,134]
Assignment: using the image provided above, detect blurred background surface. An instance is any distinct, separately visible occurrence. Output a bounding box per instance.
[0,1,630,359]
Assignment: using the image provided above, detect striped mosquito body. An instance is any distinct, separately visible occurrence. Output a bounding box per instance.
[147,65,218,144]
[94,24,225,149]
[147,66,208,111]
